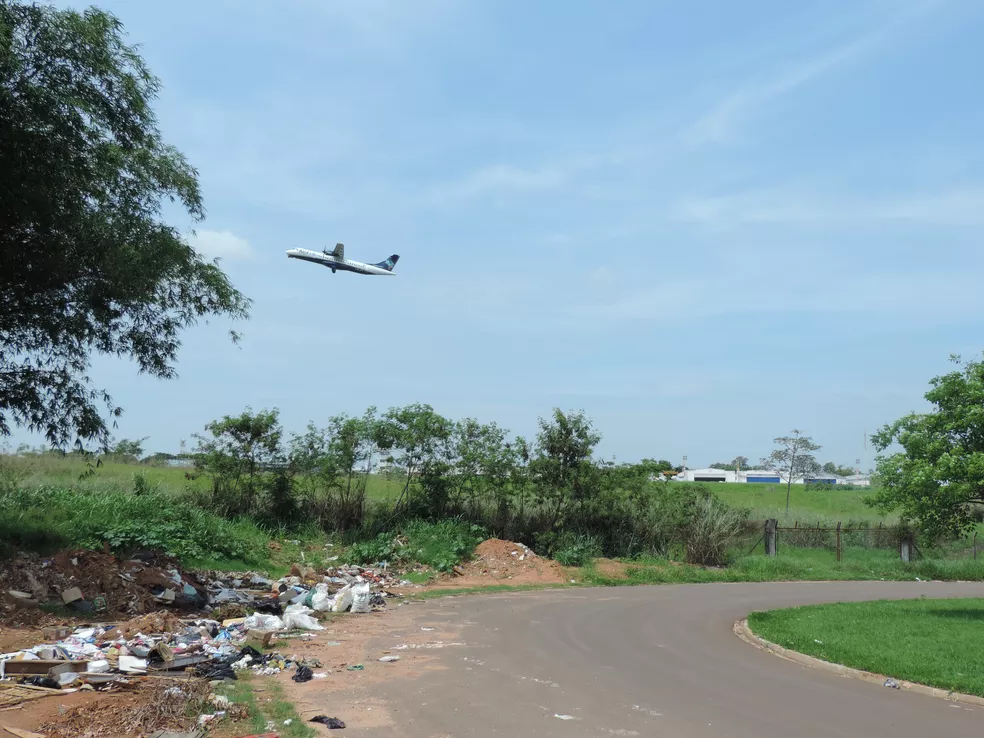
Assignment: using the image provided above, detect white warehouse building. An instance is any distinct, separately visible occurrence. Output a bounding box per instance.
[674,468,869,486]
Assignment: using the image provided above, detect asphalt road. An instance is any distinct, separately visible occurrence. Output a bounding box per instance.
[376,581,984,737]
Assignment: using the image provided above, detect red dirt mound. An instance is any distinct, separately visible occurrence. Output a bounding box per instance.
[445,539,569,587]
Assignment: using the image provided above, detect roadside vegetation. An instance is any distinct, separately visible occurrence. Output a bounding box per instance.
[3,391,984,584]
[748,598,984,698]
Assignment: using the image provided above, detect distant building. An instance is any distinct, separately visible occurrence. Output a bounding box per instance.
[671,467,871,486]
[839,474,872,488]
[676,468,733,483]
[742,470,781,483]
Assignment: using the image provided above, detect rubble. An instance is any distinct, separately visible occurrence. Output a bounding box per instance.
[0,549,207,618]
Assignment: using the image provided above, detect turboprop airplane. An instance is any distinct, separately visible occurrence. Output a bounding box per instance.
[286,243,399,276]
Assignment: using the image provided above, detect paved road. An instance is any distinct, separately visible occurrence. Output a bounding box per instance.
[376,581,984,737]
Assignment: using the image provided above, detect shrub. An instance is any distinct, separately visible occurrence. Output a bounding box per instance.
[0,485,271,565]
[345,519,484,572]
[553,533,602,567]
[684,495,746,566]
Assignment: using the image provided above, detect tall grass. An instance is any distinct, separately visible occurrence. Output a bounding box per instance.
[0,485,272,565]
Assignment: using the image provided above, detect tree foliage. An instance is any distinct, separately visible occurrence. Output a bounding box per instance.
[761,430,821,513]
[822,462,856,477]
[193,408,283,520]
[0,2,250,449]
[868,355,984,537]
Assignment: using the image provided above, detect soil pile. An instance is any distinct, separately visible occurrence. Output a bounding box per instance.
[452,539,568,585]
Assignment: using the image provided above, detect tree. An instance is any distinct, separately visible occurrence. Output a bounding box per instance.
[531,408,602,526]
[761,430,821,513]
[868,355,984,537]
[380,403,453,514]
[709,456,749,472]
[109,436,148,462]
[822,461,856,477]
[0,2,250,450]
[193,408,283,519]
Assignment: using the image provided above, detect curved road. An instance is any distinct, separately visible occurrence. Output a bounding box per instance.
[375,582,984,737]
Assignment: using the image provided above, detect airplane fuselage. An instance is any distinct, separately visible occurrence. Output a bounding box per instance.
[286,248,396,276]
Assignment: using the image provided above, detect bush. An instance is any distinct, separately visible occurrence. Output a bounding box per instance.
[553,533,602,567]
[345,519,485,572]
[684,495,746,566]
[0,485,271,565]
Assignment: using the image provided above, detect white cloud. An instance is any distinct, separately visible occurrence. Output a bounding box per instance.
[187,229,253,261]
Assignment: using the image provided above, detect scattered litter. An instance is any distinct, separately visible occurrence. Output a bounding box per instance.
[554,714,577,720]
[378,655,400,663]
[346,664,364,671]
[814,640,823,645]
[312,672,329,679]
[310,715,346,729]
[292,665,314,683]
[884,678,900,689]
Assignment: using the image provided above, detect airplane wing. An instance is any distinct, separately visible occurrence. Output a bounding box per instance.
[330,243,344,260]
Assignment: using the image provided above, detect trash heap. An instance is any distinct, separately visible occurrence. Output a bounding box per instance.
[203,562,410,616]
[0,549,207,618]
[2,548,414,623]
[1,560,403,694]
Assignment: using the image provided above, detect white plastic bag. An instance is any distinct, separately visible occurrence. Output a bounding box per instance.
[350,582,371,614]
[311,583,334,612]
[244,613,285,632]
[282,603,324,631]
[331,584,353,613]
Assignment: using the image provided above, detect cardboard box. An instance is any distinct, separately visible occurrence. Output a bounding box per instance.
[43,626,72,641]
[246,629,275,649]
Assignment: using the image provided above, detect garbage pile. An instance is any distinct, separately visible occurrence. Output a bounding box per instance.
[0,549,207,618]
[0,603,339,692]
[1,561,403,692]
[1,547,414,622]
[203,562,411,615]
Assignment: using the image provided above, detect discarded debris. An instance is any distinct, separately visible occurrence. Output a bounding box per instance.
[292,665,313,683]
[378,655,399,663]
[884,678,900,689]
[310,715,346,729]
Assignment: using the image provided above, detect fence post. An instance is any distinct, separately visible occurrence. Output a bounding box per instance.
[764,519,778,557]
[900,532,915,563]
[835,522,842,562]
[975,531,978,561]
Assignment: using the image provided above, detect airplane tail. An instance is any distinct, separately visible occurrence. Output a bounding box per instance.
[374,254,400,271]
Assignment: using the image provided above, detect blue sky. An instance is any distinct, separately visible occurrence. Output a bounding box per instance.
[17,0,984,467]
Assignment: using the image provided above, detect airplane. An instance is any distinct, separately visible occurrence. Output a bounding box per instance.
[285,243,399,276]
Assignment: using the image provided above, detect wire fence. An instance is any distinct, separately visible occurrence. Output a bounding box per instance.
[756,519,919,562]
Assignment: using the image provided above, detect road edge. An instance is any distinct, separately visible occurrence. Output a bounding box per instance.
[734,618,984,709]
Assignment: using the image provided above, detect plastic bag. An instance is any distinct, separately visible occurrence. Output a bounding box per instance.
[350,582,371,614]
[243,613,285,632]
[282,603,324,631]
[311,583,335,612]
[331,584,353,613]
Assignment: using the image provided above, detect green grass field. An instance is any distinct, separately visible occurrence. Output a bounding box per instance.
[748,598,984,697]
[2,455,883,524]
[584,547,984,586]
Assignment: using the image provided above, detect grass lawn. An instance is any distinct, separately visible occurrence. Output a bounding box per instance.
[748,598,984,697]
